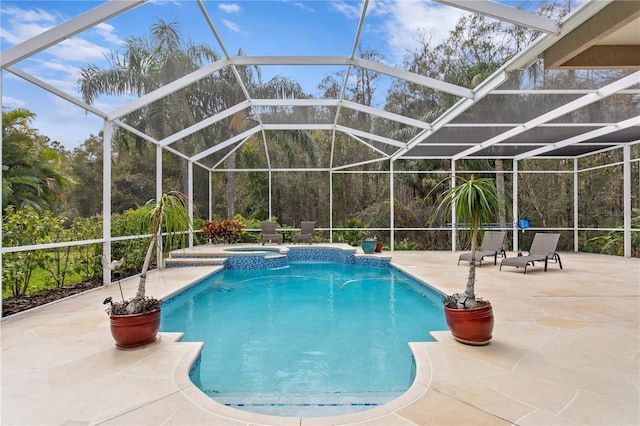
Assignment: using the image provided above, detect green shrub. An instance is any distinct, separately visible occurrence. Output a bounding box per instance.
[585,208,640,256]
[70,216,103,281]
[2,207,47,297]
[111,207,151,273]
[394,238,418,251]
[333,218,370,246]
[37,211,75,289]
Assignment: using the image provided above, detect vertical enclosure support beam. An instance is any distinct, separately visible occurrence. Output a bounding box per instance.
[156,145,163,269]
[451,160,457,252]
[188,160,194,248]
[0,76,4,290]
[329,170,334,242]
[390,160,395,252]
[102,120,112,286]
[208,170,212,221]
[623,144,632,258]
[513,160,519,253]
[574,158,579,252]
[268,170,273,221]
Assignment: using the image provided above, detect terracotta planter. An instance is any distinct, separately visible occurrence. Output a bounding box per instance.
[109,309,161,349]
[375,241,383,253]
[444,303,494,346]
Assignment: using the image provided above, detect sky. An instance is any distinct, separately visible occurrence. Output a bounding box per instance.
[0,0,551,151]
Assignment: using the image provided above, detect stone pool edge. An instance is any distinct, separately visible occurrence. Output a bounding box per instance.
[161,245,446,425]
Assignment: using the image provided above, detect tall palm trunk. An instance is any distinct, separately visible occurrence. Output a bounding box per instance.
[463,216,479,308]
[127,215,162,314]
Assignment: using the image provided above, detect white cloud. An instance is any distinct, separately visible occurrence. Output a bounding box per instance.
[219,3,241,14]
[38,94,106,147]
[1,5,58,24]
[38,60,78,75]
[0,6,60,44]
[94,22,124,46]
[222,19,241,33]
[149,0,182,6]
[286,1,315,13]
[1,5,115,65]
[47,37,111,62]
[372,0,466,64]
[330,1,361,20]
[1,95,26,107]
[0,21,54,45]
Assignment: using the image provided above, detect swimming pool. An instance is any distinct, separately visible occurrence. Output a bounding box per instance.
[160,254,447,417]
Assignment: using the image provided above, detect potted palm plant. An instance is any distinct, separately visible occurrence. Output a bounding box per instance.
[104,191,191,349]
[434,176,504,345]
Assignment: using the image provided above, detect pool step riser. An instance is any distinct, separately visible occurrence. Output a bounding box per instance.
[165,257,227,267]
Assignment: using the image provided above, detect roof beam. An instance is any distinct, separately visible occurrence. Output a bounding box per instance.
[113,119,194,163]
[191,126,262,162]
[332,157,389,172]
[352,58,473,99]
[231,55,351,66]
[258,123,404,148]
[343,133,390,158]
[262,124,334,131]
[335,125,406,148]
[210,137,254,171]
[159,101,251,147]
[544,0,640,69]
[514,116,640,160]
[453,70,640,159]
[230,56,473,98]
[1,0,146,68]
[341,100,430,129]
[252,99,429,129]
[252,99,336,107]
[5,66,106,118]
[197,0,231,59]
[108,59,232,120]
[391,70,508,161]
[435,0,560,34]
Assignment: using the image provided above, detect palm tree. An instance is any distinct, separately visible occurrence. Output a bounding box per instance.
[2,107,72,211]
[78,19,220,194]
[79,20,317,218]
[435,176,503,309]
[119,191,191,314]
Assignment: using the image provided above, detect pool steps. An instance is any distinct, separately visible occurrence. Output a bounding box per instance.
[164,252,228,267]
[164,249,290,268]
[164,245,392,269]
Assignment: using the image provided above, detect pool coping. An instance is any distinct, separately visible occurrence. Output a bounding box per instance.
[3,247,638,425]
[162,245,442,422]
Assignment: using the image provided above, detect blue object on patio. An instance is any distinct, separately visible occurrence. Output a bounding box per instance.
[517,218,531,230]
[361,239,377,254]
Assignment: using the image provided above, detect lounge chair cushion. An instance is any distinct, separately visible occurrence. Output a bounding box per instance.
[458,231,507,266]
[500,233,563,274]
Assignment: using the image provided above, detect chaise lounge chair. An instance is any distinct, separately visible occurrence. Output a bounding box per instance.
[294,221,316,244]
[458,231,507,266]
[500,233,563,274]
[260,221,282,245]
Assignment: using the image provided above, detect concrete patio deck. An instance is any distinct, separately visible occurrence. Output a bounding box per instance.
[2,246,639,425]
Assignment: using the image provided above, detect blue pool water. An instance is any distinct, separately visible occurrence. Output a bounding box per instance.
[160,259,447,417]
